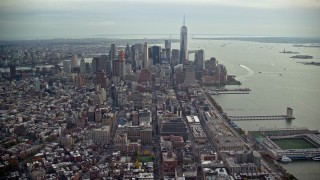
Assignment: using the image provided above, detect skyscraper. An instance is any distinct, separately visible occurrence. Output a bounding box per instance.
[80,57,86,74]
[149,46,161,65]
[171,49,180,67]
[195,50,204,80]
[9,64,16,80]
[71,53,78,69]
[143,42,148,69]
[109,44,116,61]
[130,45,136,72]
[63,60,71,73]
[165,40,171,62]
[180,16,188,64]
[119,50,125,80]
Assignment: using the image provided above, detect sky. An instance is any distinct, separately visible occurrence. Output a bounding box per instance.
[0,0,320,40]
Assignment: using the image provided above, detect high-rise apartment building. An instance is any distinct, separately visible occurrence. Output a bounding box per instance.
[180,16,188,64]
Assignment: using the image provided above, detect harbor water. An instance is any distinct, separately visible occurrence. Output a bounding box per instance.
[187,39,320,180]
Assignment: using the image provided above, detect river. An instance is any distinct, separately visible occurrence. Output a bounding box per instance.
[186,38,320,180]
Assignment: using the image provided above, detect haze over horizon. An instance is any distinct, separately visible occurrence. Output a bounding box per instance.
[1,0,320,40]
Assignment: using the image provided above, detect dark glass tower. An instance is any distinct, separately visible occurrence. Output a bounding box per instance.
[180,16,188,64]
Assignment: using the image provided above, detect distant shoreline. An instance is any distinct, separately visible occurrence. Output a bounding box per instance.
[192,37,320,44]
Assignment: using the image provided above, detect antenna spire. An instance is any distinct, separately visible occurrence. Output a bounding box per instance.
[183,15,185,26]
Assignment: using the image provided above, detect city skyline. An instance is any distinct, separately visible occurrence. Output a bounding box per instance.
[0,0,320,40]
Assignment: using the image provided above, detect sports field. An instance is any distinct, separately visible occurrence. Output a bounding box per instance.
[272,138,317,150]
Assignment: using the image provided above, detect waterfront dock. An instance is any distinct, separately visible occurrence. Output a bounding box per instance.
[209,88,251,95]
[216,92,249,95]
[228,115,295,121]
[228,107,295,121]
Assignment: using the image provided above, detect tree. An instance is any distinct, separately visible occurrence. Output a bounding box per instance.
[9,157,18,169]
[144,150,151,156]
[134,160,140,169]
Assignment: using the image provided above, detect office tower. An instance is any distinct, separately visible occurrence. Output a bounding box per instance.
[91,58,97,74]
[109,44,116,61]
[195,50,204,80]
[80,57,86,74]
[112,59,120,77]
[184,65,196,84]
[219,64,228,83]
[143,42,148,69]
[130,45,136,71]
[149,46,161,65]
[71,53,78,69]
[135,43,143,69]
[171,49,180,67]
[161,49,167,63]
[180,16,188,64]
[125,43,131,61]
[119,50,125,80]
[165,40,171,62]
[63,60,71,73]
[135,43,143,56]
[92,56,106,74]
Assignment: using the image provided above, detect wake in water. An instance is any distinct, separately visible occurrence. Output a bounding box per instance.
[238,64,254,81]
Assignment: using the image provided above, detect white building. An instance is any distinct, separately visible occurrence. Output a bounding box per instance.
[34,78,40,91]
[85,126,111,145]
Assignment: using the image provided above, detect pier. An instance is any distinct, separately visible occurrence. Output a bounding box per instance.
[209,88,251,95]
[228,107,295,121]
[228,115,294,121]
[216,92,249,95]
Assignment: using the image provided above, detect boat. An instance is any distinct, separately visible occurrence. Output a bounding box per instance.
[312,157,320,161]
[281,156,292,163]
[210,91,218,95]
